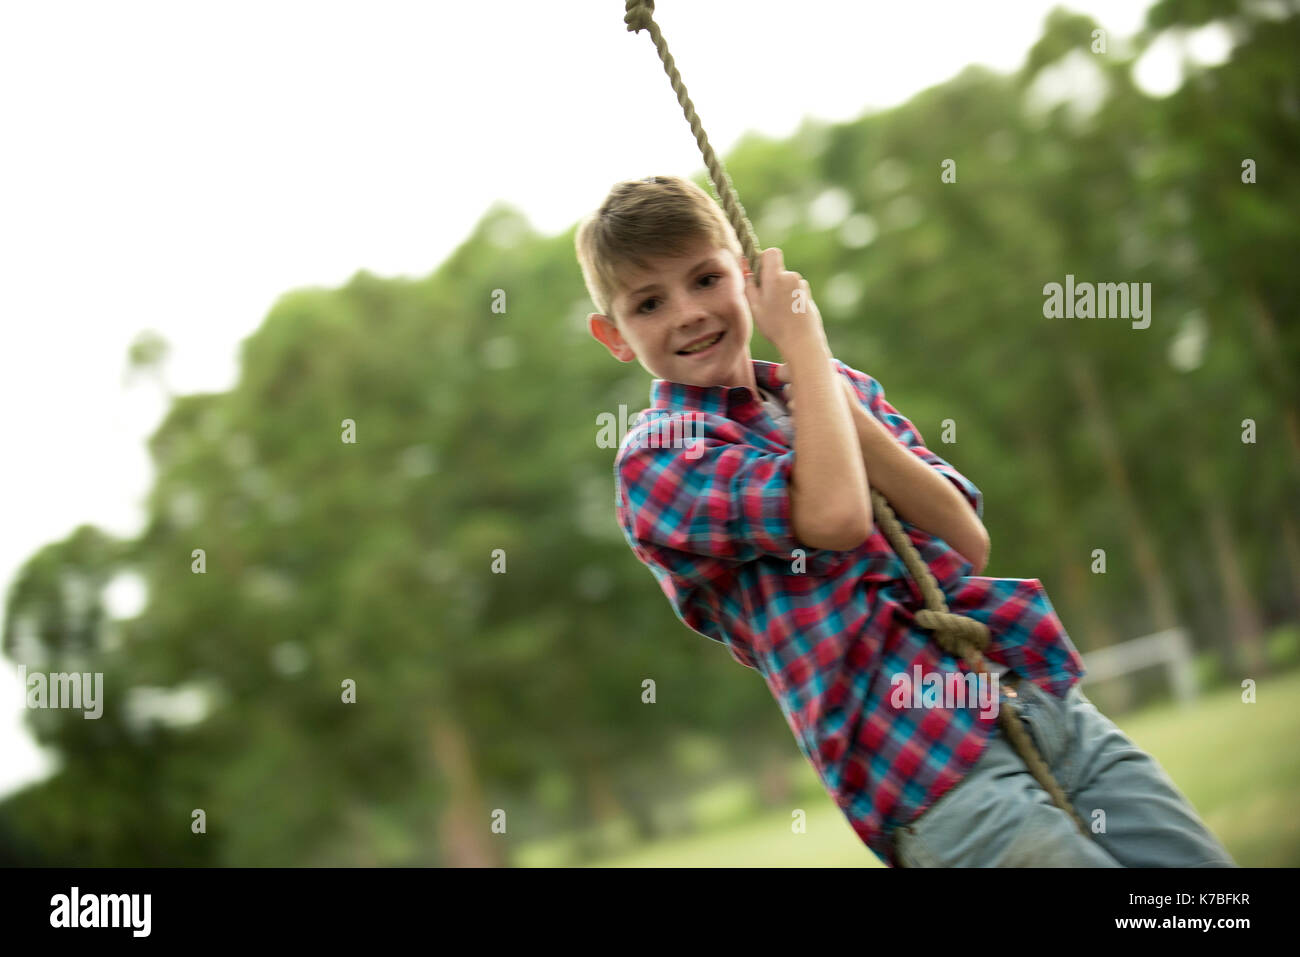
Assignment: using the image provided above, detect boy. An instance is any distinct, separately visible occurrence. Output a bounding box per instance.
[575,175,1236,868]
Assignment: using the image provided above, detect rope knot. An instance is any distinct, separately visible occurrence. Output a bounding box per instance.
[624,0,655,33]
[914,609,991,656]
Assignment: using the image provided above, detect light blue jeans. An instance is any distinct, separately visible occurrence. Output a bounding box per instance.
[891,675,1237,867]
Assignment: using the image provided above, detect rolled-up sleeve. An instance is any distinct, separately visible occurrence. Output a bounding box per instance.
[616,416,840,565]
[835,360,984,521]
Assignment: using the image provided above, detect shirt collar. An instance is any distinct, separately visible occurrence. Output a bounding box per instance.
[648,359,783,417]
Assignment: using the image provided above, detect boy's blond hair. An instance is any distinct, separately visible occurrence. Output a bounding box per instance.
[575,175,744,323]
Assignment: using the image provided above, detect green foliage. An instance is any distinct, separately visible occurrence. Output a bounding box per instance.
[3,1,1298,864]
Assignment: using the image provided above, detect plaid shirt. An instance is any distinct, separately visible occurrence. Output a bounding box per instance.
[613,357,1086,867]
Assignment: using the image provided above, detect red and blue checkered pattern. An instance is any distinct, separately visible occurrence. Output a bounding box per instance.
[614,357,1087,867]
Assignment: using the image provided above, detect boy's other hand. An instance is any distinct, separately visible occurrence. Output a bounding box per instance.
[744,248,829,355]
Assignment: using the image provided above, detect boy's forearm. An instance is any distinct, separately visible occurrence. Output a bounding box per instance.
[849,401,989,572]
[784,337,872,548]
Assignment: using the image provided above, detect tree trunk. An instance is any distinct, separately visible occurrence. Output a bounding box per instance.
[1203,503,1267,676]
[1280,515,1300,622]
[757,749,794,808]
[429,707,503,867]
[1246,290,1300,482]
[1026,428,1131,707]
[586,763,625,829]
[569,761,628,862]
[1173,362,1272,680]
[1063,352,1180,632]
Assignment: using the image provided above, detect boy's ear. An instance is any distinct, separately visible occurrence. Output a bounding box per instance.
[588,312,636,363]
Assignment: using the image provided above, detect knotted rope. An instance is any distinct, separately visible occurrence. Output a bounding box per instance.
[624,0,1092,842]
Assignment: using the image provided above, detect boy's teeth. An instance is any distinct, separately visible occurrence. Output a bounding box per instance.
[681,333,721,354]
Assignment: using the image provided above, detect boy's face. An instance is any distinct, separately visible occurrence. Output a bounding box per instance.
[588,238,758,396]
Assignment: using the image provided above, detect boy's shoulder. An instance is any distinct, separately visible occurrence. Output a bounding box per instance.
[612,405,737,486]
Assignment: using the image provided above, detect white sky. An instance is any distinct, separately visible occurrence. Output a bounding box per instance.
[0,0,1167,797]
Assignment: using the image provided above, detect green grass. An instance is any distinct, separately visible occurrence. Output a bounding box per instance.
[1109,666,1300,868]
[515,667,1300,867]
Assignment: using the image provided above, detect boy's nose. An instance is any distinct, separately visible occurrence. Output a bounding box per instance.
[674,308,708,328]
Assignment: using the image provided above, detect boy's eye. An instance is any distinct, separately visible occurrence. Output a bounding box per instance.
[636,275,722,315]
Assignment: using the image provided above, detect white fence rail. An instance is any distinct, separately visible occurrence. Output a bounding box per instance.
[1080,627,1197,707]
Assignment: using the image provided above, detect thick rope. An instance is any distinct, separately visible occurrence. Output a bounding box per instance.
[622,0,762,284]
[624,0,1092,842]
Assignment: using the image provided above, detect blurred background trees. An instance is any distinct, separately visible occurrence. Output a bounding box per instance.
[3,0,1298,865]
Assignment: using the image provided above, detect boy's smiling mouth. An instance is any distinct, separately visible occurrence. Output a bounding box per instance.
[676,330,725,356]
